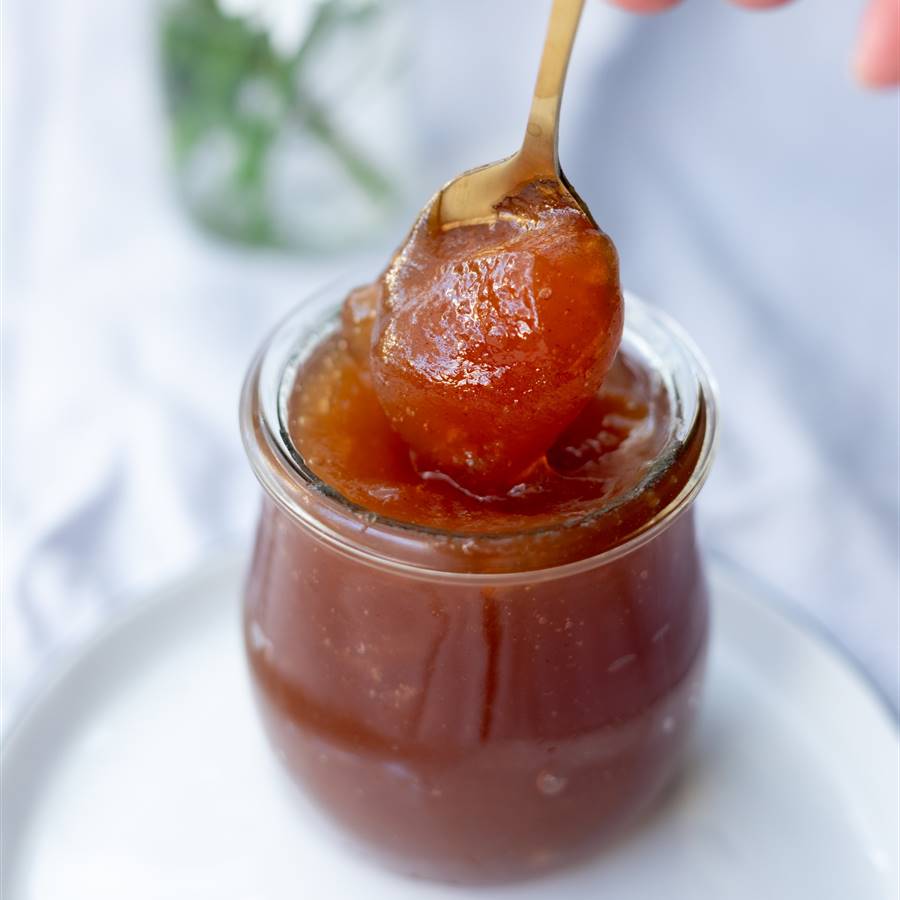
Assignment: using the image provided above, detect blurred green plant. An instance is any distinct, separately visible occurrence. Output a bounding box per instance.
[160,0,404,250]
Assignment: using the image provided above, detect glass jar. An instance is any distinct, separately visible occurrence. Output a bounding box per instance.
[239,280,717,883]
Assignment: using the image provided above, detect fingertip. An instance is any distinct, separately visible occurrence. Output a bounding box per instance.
[853,54,900,90]
[727,0,793,8]
[604,0,681,14]
[854,0,900,89]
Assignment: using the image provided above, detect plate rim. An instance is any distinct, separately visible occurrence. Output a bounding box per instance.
[708,549,899,733]
[0,546,246,756]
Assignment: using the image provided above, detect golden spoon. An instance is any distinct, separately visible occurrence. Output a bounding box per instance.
[436,0,588,230]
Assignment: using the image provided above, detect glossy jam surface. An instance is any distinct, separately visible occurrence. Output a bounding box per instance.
[290,329,679,544]
[362,181,623,491]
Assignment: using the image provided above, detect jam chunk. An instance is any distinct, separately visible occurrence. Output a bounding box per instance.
[363,181,623,492]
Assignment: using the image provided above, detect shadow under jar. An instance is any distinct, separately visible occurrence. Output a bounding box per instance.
[240,282,717,885]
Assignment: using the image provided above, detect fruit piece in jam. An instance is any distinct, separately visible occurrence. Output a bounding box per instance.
[345,180,624,494]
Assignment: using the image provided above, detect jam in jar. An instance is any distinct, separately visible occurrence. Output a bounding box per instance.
[240,282,716,884]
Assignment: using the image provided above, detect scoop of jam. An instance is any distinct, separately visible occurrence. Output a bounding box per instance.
[350,181,623,494]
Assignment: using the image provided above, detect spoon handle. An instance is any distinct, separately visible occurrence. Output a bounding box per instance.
[519,0,585,176]
[435,0,587,228]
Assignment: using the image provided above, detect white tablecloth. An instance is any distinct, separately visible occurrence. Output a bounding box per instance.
[2,0,897,731]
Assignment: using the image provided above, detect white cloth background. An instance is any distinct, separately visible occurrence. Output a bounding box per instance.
[2,0,898,733]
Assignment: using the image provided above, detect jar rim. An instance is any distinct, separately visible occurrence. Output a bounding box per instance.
[240,277,719,583]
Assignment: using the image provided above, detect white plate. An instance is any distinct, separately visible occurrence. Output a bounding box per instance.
[2,554,897,900]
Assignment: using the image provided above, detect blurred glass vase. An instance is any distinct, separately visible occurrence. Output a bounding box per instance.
[159,0,414,252]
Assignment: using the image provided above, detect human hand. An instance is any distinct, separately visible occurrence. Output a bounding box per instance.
[605,0,900,88]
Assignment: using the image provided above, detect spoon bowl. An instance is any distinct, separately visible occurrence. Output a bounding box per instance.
[436,0,588,230]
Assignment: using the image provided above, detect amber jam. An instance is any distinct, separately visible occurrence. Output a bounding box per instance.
[240,285,716,884]
[366,181,624,491]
